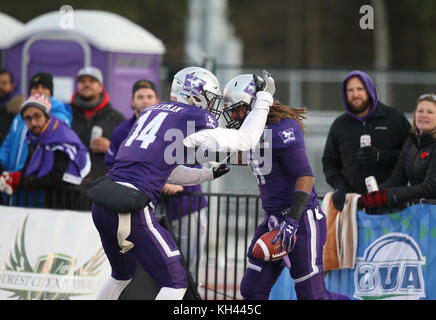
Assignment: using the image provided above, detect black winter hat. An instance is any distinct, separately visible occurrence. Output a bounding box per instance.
[132,79,157,97]
[29,72,53,96]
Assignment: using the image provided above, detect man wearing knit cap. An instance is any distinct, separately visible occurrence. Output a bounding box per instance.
[29,72,54,97]
[0,72,72,189]
[20,93,52,135]
[104,79,159,169]
[322,70,411,212]
[71,66,124,181]
[0,93,90,203]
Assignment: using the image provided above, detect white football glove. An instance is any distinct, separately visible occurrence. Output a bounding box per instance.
[261,69,275,96]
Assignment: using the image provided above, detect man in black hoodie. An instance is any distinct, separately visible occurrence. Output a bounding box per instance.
[71,66,125,181]
[322,70,410,211]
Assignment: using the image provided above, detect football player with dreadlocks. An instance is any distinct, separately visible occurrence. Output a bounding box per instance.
[87,67,274,300]
[221,72,350,300]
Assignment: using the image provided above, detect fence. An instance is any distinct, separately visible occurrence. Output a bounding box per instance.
[155,191,265,300]
[161,65,436,113]
[0,187,264,300]
[160,65,423,197]
[2,187,434,300]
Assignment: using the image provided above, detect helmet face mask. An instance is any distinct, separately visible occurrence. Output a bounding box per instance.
[170,67,223,119]
[222,74,256,129]
[222,102,250,129]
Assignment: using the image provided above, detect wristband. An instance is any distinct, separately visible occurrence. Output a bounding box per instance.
[282,190,310,221]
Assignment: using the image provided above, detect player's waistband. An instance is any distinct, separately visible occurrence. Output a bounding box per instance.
[266,203,321,219]
[115,180,154,210]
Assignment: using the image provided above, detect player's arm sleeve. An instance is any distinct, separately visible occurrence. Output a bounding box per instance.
[166,165,214,186]
[189,147,233,164]
[183,91,273,152]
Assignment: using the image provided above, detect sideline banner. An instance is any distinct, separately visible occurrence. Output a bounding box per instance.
[270,204,436,300]
[0,205,111,300]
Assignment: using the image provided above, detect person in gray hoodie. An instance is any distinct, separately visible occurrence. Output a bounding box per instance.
[322,70,411,211]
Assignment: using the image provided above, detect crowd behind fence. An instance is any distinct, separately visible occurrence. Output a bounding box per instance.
[2,186,436,300]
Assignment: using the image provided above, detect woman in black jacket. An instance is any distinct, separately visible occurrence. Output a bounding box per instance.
[358,93,436,210]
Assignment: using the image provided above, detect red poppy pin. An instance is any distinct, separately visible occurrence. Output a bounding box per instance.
[421,152,429,159]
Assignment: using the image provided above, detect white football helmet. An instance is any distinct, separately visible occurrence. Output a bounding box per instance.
[222,74,257,129]
[170,66,223,119]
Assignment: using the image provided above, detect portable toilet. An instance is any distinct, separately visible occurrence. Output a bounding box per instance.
[3,10,166,118]
[0,12,24,67]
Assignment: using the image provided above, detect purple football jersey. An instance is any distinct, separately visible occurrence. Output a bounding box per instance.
[248,118,318,213]
[107,102,218,205]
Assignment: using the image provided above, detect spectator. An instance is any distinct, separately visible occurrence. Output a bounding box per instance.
[322,70,411,211]
[358,93,436,211]
[0,69,25,145]
[161,172,208,281]
[104,79,159,168]
[71,66,124,181]
[0,72,73,206]
[0,94,90,206]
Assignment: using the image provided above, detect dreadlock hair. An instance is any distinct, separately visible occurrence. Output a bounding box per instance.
[267,101,307,133]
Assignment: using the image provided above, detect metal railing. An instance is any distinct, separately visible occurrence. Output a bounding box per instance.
[2,187,435,300]
[0,187,263,300]
[156,191,263,300]
[0,185,92,210]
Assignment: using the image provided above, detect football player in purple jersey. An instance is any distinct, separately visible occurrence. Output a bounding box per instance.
[88,67,274,300]
[221,73,350,300]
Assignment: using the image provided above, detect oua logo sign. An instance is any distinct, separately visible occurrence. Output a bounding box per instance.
[353,233,426,300]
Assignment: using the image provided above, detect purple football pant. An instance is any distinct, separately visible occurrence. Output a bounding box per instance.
[240,206,350,300]
[92,203,187,289]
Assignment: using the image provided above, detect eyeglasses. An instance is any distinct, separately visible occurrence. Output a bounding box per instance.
[419,93,436,102]
[23,113,44,123]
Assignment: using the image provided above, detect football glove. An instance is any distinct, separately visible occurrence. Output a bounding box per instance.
[261,69,276,96]
[253,74,266,92]
[272,216,299,252]
[252,69,276,97]
[212,163,230,179]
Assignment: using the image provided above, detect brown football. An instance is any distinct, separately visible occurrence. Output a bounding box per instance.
[252,229,289,261]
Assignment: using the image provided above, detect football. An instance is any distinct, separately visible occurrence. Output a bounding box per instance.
[252,229,289,261]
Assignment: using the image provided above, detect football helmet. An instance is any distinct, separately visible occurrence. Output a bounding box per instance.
[222,74,258,129]
[170,66,223,119]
